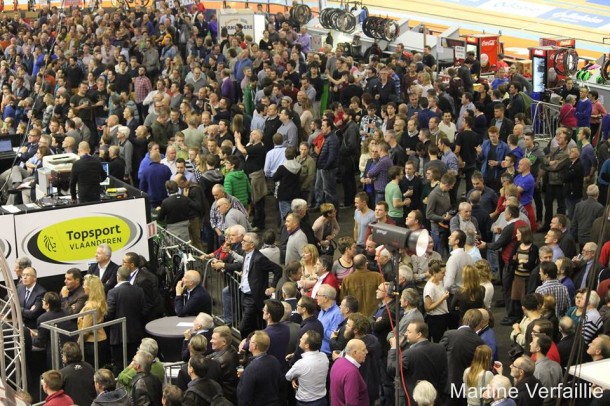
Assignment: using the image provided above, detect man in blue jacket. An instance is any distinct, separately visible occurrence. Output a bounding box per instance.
[476,126,509,191]
[315,118,340,209]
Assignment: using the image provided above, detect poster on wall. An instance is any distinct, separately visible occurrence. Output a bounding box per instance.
[13,199,149,278]
[0,214,17,281]
[218,10,266,44]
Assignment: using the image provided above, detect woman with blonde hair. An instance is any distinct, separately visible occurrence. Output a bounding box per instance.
[451,265,485,323]
[463,345,494,406]
[312,203,340,256]
[298,94,314,136]
[475,259,494,309]
[300,244,320,295]
[78,274,109,367]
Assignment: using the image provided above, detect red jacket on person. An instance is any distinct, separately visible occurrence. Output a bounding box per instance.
[44,390,74,406]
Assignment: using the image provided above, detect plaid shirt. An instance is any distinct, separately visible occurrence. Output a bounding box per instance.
[210,195,248,231]
[536,279,570,317]
[134,75,153,104]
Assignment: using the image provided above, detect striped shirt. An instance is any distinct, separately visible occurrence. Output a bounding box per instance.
[535,279,570,317]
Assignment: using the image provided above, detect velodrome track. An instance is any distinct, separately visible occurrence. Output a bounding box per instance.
[326,0,610,50]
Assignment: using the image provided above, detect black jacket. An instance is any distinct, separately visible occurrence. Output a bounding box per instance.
[133,268,165,320]
[183,377,224,406]
[440,327,484,396]
[105,282,146,345]
[130,372,162,406]
[564,158,584,199]
[70,154,107,202]
[206,347,239,402]
[60,361,96,406]
[174,284,212,316]
[88,260,120,293]
[17,282,46,329]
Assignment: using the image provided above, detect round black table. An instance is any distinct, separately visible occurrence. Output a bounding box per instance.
[145,316,196,361]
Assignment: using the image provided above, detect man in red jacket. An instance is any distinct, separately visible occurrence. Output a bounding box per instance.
[42,370,74,406]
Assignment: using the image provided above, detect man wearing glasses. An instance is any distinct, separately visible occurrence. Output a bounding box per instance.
[508,356,543,404]
[18,266,46,329]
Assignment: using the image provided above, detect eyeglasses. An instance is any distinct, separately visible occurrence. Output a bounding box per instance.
[510,364,523,370]
[296,303,304,307]
[21,273,35,278]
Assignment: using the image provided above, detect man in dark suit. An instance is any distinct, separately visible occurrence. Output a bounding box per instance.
[122,251,165,321]
[388,320,448,405]
[17,266,46,329]
[440,309,485,406]
[226,232,282,338]
[106,266,146,372]
[88,244,119,294]
[573,242,602,290]
[70,141,107,203]
[174,270,212,316]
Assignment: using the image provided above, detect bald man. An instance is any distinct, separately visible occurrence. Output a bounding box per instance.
[175,269,212,316]
[70,141,107,203]
[514,157,536,231]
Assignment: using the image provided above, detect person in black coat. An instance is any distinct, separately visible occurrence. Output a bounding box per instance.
[174,270,212,316]
[564,150,584,217]
[181,312,215,361]
[236,331,283,406]
[440,309,485,406]
[30,292,77,369]
[108,146,127,180]
[123,252,165,321]
[70,141,107,203]
[88,244,120,293]
[339,110,360,207]
[106,266,146,371]
[183,354,225,405]
[206,325,240,402]
[130,351,163,406]
[226,233,282,339]
[60,342,97,406]
[388,319,448,405]
[510,356,543,406]
[17,267,46,329]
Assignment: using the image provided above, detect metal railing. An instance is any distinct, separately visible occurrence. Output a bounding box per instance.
[40,310,127,371]
[532,100,561,143]
[154,226,243,333]
[0,251,27,392]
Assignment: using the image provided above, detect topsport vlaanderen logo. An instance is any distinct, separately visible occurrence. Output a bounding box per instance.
[0,238,13,259]
[23,214,143,264]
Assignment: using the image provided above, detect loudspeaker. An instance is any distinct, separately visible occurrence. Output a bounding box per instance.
[370,223,429,256]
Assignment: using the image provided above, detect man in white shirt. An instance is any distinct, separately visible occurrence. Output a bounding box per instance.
[160,145,177,175]
[285,330,329,404]
[444,229,474,294]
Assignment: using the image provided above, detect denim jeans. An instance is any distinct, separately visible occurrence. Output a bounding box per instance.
[222,286,233,324]
[314,170,324,207]
[319,168,338,208]
[279,200,292,221]
[431,226,448,260]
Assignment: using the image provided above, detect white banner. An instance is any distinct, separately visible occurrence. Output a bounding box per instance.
[14,199,149,278]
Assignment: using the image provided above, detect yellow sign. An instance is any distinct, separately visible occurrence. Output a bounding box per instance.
[26,215,141,264]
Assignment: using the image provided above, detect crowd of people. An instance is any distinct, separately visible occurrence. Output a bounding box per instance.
[3,1,610,406]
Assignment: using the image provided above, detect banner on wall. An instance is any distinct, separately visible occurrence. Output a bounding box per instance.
[13,199,149,278]
[0,214,17,279]
[218,9,267,44]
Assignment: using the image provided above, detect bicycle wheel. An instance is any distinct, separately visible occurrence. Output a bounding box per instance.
[140,0,152,7]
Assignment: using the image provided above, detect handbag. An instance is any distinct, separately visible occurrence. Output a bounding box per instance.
[508,341,524,361]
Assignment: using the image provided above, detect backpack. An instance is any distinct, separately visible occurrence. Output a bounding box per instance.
[186,386,232,406]
[519,91,533,118]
